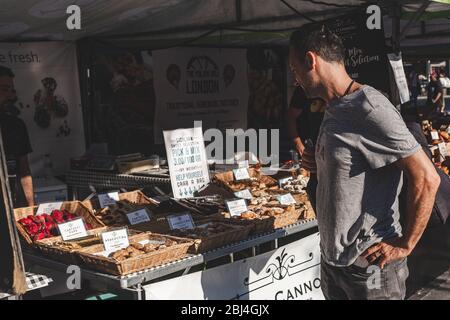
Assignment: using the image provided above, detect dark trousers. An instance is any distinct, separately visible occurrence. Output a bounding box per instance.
[306,175,318,213]
[320,257,409,300]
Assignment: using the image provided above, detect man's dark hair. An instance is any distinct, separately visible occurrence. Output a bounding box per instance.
[290,23,345,64]
[0,65,14,77]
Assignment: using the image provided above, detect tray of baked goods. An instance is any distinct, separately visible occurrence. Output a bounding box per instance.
[213,168,278,193]
[167,218,253,253]
[77,232,194,276]
[222,201,314,236]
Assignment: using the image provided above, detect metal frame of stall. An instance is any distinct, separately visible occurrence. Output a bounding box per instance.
[23,219,317,300]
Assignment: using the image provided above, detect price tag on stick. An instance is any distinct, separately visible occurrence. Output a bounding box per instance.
[126,209,151,225]
[431,131,440,140]
[98,192,120,208]
[36,202,63,215]
[101,228,129,253]
[233,168,250,181]
[226,199,248,217]
[234,189,253,200]
[167,213,195,230]
[58,218,88,241]
[277,193,297,205]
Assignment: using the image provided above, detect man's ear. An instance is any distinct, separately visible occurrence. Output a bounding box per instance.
[305,51,316,71]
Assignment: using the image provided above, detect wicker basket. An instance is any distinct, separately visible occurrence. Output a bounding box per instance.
[131,212,210,234]
[169,219,252,253]
[82,190,156,212]
[78,233,193,276]
[221,205,304,236]
[33,227,109,264]
[14,201,105,245]
[213,168,277,193]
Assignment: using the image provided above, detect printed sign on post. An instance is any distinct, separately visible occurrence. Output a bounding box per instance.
[234,189,253,200]
[167,213,195,230]
[126,209,151,225]
[233,168,250,181]
[36,202,63,215]
[101,228,129,253]
[277,193,297,205]
[98,192,120,208]
[58,218,88,241]
[226,199,248,217]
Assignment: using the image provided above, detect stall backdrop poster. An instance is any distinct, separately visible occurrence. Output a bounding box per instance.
[144,232,324,300]
[153,47,249,143]
[0,42,85,175]
[326,12,390,95]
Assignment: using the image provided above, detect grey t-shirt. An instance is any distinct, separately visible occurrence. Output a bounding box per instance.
[315,85,420,267]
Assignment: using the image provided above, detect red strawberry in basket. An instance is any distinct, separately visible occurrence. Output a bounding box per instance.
[45,221,53,232]
[51,210,64,223]
[33,232,47,241]
[18,217,34,226]
[62,210,75,221]
[25,223,39,236]
[50,223,59,236]
[85,222,93,230]
[29,215,41,224]
[43,214,55,223]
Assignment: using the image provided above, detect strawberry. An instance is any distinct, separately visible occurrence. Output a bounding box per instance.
[19,217,33,226]
[33,232,47,241]
[85,223,93,230]
[62,210,75,221]
[43,214,55,223]
[25,223,38,236]
[51,210,64,223]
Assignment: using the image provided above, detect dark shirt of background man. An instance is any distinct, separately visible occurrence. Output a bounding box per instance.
[290,86,325,144]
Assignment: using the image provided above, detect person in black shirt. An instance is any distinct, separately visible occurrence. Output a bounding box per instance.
[286,86,325,210]
[0,66,34,207]
[427,72,444,114]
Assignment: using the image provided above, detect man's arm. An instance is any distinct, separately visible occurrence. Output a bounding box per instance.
[17,155,34,206]
[433,92,442,104]
[287,107,304,155]
[363,150,440,268]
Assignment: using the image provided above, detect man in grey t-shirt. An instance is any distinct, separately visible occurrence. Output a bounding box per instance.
[289,24,440,300]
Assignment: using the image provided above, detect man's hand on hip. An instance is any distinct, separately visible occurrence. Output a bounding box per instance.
[361,238,411,269]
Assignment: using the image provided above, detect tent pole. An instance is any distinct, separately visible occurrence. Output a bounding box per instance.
[235,0,242,22]
[0,131,26,295]
[391,1,402,54]
[399,0,431,41]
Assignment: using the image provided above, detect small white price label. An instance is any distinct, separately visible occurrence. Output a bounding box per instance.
[431,131,440,140]
[447,127,450,134]
[238,160,249,168]
[233,168,250,181]
[36,202,63,216]
[438,142,448,157]
[167,213,195,230]
[278,177,293,187]
[226,199,248,217]
[234,189,253,200]
[101,228,129,253]
[58,218,88,241]
[277,193,297,205]
[126,209,151,225]
[98,192,120,208]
